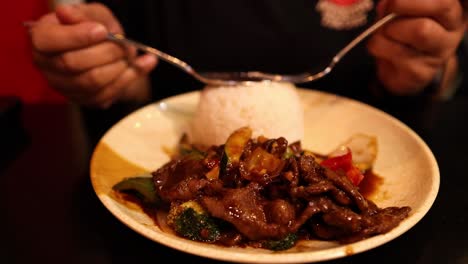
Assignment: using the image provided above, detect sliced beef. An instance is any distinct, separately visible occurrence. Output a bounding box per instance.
[145,133,412,247]
[152,157,206,201]
[201,183,290,240]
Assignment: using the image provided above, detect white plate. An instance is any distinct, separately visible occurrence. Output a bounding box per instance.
[90,89,439,263]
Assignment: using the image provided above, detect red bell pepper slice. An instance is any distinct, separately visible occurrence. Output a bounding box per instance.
[320,148,364,186]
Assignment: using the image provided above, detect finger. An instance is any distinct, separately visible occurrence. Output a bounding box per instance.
[81,3,123,34]
[35,12,59,24]
[43,55,156,107]
[46,42,130,73]
[89,54,158,107]
[375,59,436,95]
[368,33,443,67]
[30,21,108,54]
[131,54,158,74]
[383,17,457,57]
[47,61,127,106]
[70,59,128,93]
[55,3,123,34]
[55,4,87,24]
[87,69,139,108]
[368,35,440,93]
[386,0,464,31]
[368,33,421,62]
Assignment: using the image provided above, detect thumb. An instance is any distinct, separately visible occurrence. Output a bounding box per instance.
[55,3,123,34]
[55,4,87,24]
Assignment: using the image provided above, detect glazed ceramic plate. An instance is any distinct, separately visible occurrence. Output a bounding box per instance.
[90,89,439,263]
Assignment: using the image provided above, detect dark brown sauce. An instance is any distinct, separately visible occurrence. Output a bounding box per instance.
[359,170,384,199]
[312,152,384,199]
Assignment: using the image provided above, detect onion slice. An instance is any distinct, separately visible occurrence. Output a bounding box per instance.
[329,134,377,172]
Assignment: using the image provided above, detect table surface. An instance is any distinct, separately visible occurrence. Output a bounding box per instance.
[2,85,468,264]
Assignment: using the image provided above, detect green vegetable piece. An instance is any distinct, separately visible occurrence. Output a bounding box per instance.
[180,148,206,160]
[224,126,252,164]
[178,133,205,160]
[167,201,221,242]
[112,176,159,204]
[282,146,294,159]
[263,233,298,251]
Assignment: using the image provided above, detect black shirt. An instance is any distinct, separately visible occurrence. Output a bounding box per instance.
[94,0,379,101]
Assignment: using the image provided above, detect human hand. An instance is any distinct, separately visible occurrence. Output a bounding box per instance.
[29,3,158,108]
[367,0,466,95]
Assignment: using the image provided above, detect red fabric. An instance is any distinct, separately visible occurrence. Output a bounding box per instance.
[0,1,65,103]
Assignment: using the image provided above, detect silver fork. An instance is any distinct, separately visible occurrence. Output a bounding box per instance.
[110,13,397,86]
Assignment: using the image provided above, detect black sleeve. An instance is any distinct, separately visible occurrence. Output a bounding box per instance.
[88,0,158,43]
[455,34,467,96]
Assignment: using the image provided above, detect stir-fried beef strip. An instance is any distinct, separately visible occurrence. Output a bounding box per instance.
[150,134,411,246]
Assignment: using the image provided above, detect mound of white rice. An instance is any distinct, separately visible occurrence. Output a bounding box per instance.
[187,81,304,147]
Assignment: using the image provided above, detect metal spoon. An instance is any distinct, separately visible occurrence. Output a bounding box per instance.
[110,13,397,86]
